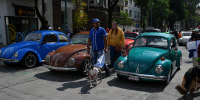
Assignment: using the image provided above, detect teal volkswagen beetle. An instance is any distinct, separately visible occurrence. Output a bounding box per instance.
[115,32,182,84]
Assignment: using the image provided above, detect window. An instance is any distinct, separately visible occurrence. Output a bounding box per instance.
[58,35,68,42]
[137,12,139,18]
[129,10,132,17]
[43,35,58,43]
[134,11,136,18]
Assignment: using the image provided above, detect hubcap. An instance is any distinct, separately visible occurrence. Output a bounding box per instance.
[25,54,36,67]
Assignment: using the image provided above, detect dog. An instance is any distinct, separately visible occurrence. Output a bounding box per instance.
[175,66,200,98]
[88,66,102,88]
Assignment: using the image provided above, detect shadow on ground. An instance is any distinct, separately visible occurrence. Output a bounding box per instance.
[177,92,200,100]
[107,77,167,93]
[34,71,84,82]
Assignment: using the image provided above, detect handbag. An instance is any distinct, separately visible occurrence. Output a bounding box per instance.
[187,41,196,51]
[115,45,122,52]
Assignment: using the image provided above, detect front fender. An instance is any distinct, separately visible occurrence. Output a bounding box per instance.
[114,56,128,71]
[72,52,92,68]
[16,48,42,62]
[153,59,172,76]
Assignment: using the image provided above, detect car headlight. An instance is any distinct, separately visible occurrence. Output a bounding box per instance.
[118,61,125,69]
[68,57,75,66]
[14,52,18,58]
[155,65,163,74]
[0,50,1,55]
[45,55,50,63]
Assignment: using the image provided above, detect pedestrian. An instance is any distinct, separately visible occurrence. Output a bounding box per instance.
[107,21,125,68]
[178,31,182,39]
[57,27,62,32]
[66,29,72,39]
[87,18,109,76]
[106,28,110,35]
[48,26,53,30]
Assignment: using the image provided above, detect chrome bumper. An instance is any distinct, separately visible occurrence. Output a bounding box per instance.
[0,58,19,62]
[44,64,78,71]
[116,70,167,81]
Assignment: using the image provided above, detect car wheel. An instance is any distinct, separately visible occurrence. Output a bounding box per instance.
[78,58,92,76]
[22,53,38,68]
[117,74,124,79]
[166,67,172,84]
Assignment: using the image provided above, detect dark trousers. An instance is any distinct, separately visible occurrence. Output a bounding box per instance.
[110,46,121,67]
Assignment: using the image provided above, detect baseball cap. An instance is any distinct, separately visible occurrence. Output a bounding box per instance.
[92,18,100,23]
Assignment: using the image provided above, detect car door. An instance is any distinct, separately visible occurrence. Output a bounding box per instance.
[39,34,60,59]
[169,38,178,69]
[57,34,70,47]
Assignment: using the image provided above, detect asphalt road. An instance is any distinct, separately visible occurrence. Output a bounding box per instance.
[0,46,199,100]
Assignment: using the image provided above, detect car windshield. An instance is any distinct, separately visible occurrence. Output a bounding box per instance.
[24,33,42,42]
[134,36,168,49]
[182,32,192,36]
[125,33,138,39]
[71,34,88,44]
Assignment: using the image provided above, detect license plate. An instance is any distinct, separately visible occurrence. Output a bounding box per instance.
[128,75,139,81]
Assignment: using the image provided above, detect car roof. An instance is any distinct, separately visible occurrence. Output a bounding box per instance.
[139,32,174,39]
[76,31,89,34]
[181,31,192,33]
[30,30,66,36]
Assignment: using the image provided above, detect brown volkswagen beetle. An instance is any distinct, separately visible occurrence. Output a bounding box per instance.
[44,31,92,76]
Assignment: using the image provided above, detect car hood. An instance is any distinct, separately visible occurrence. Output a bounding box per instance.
[127,47,168,74]
[1,41,39,58]
[50,44,87,67]
[182,36,191,39]
[125,39,134,46]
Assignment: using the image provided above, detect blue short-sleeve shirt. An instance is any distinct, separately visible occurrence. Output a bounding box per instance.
[89,27,107,50]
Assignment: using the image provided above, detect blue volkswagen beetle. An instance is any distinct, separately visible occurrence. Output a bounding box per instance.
[115,32,182,84]
[0,30,70,68]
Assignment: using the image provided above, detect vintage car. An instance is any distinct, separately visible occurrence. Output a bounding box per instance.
[124,31,139,54]
[115,32,182,84]
[0,30,70,68]
[44,31,92,76]
[178,31,192,45]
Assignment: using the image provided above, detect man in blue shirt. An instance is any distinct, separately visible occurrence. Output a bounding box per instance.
[87,18,109,76]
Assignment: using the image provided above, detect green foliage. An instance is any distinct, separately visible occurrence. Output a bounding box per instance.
[72,0,88,30]
[118,11,132,26]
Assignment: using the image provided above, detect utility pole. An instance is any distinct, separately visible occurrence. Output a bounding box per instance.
[65,0,68,30]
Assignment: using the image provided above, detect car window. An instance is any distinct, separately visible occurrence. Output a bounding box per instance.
[24,33,42,42]
[125,33,138,39]
[71,34,88,44]
[134,36,168,49]
[58,35,68,42]
[43,35,58,43]
[182,32,192,36]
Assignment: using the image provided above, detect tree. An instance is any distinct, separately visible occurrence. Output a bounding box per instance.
[149,0,171,30]
[168,0,189,30]
[72,0,88,32]
[34,0,48,30]
[107,0,120,28]
[134,0,150,30]
[115,11,132,30]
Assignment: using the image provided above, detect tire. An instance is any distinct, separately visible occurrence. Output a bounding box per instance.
[78,58,92,76]
[166,67,172,84]
[117,74,124,79]
[22,53,38,68]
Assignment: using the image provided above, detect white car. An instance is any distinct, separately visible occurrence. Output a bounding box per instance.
[179,31,192,45]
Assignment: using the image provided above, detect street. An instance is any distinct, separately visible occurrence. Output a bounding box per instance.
[0,46,198,100]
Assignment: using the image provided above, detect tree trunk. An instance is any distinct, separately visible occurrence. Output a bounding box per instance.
[35,0,48,30]
[108,10,113,29]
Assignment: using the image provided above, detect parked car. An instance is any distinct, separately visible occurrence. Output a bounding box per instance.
[115,32,182,84]
[124,31,139,54]
[178,31,192,45]
[0,30,70,68]
[44,31,92,76]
